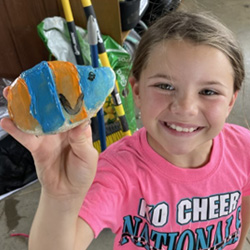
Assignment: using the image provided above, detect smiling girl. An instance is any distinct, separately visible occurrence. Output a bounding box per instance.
[130,39,238,168]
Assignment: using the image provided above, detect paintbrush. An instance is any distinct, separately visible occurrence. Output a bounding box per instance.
[81,0,131,138]
[88,15,107,151]
[61,0,85,65]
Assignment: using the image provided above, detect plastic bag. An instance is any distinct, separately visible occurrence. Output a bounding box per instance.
[37,16,91,65]
[0,135,37,195]
[103,35,137,132]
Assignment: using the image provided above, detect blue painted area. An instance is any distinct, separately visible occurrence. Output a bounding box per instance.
[21,61,65,133]
[77,65,115,111]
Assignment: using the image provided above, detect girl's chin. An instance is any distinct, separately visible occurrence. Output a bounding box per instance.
[148,134,196,158]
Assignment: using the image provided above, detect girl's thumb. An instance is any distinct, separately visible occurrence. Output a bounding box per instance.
[68,120,97,158]
[69,120,92,144]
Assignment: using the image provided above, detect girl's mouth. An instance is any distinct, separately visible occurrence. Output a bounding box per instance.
[164,122,201,133]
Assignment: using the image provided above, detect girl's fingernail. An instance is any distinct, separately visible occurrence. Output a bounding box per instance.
[81,119,91,130]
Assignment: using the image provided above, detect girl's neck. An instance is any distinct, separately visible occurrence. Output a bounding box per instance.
[165,141,213,169]
[147,132,213,169]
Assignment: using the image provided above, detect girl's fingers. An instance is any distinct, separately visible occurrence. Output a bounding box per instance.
[0,117,39,151]
[3,86,10,99]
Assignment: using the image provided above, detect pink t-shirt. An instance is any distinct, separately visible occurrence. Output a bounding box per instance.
[79,123,250,249]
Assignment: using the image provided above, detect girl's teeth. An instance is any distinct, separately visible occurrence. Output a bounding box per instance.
[169,124,197,133]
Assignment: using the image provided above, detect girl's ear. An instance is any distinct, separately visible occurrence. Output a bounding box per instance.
[129,76,141,109]
[227,91,238,117]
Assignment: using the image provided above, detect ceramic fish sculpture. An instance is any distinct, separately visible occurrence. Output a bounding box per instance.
[7,61,115,135]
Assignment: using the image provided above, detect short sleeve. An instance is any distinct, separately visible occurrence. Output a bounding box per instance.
[78,156,127,238]
[242,174,250,196]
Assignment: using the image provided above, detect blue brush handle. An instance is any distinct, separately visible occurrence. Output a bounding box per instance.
[90,44,107,151]
[90,45,99,68]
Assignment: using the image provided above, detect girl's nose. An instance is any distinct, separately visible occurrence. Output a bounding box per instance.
[169,94,198,117]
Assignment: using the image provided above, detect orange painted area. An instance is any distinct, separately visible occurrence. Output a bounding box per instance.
[48,61,87,123]
[8,77,39,131]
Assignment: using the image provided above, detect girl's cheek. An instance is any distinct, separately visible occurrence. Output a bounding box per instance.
[148,94,171,110]
[203,98,230,119]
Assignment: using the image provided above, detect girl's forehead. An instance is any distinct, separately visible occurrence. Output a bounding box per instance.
[141,39,234,86]
[146,39,232,68]
[149,39,215,56]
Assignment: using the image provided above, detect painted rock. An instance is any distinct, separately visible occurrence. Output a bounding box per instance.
[7,61,115,135]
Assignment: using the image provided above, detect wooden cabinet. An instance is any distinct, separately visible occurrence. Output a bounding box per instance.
[0,0,127,79]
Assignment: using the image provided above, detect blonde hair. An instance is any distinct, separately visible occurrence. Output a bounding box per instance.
[132,11,245,92]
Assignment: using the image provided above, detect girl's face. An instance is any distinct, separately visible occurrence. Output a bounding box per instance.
[130,40,238,168]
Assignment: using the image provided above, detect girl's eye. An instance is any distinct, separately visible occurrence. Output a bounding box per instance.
[200,89,218,96]
[155,83,174,91]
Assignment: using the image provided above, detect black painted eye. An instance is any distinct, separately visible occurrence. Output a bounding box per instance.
[59,93,84,115]
[88,72,96,81]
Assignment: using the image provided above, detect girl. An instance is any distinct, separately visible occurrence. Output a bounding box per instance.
[1,11,250,250]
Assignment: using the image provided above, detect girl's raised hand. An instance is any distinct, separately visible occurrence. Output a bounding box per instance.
[0,87,98,200]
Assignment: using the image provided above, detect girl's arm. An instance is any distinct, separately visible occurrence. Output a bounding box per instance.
[1,85,98,249]
[29,190,95,250]
[0,117,97,250]
[235,195,250,250]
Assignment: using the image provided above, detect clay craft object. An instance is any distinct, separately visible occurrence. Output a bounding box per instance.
[7,61,115,135]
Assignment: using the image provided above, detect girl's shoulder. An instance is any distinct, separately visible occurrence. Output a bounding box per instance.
[223,123,250,137]
[99,127,147,160]
[102,127,146,153]
[221,123,250,147]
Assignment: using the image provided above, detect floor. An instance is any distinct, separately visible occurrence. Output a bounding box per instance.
[1,0,250,249]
